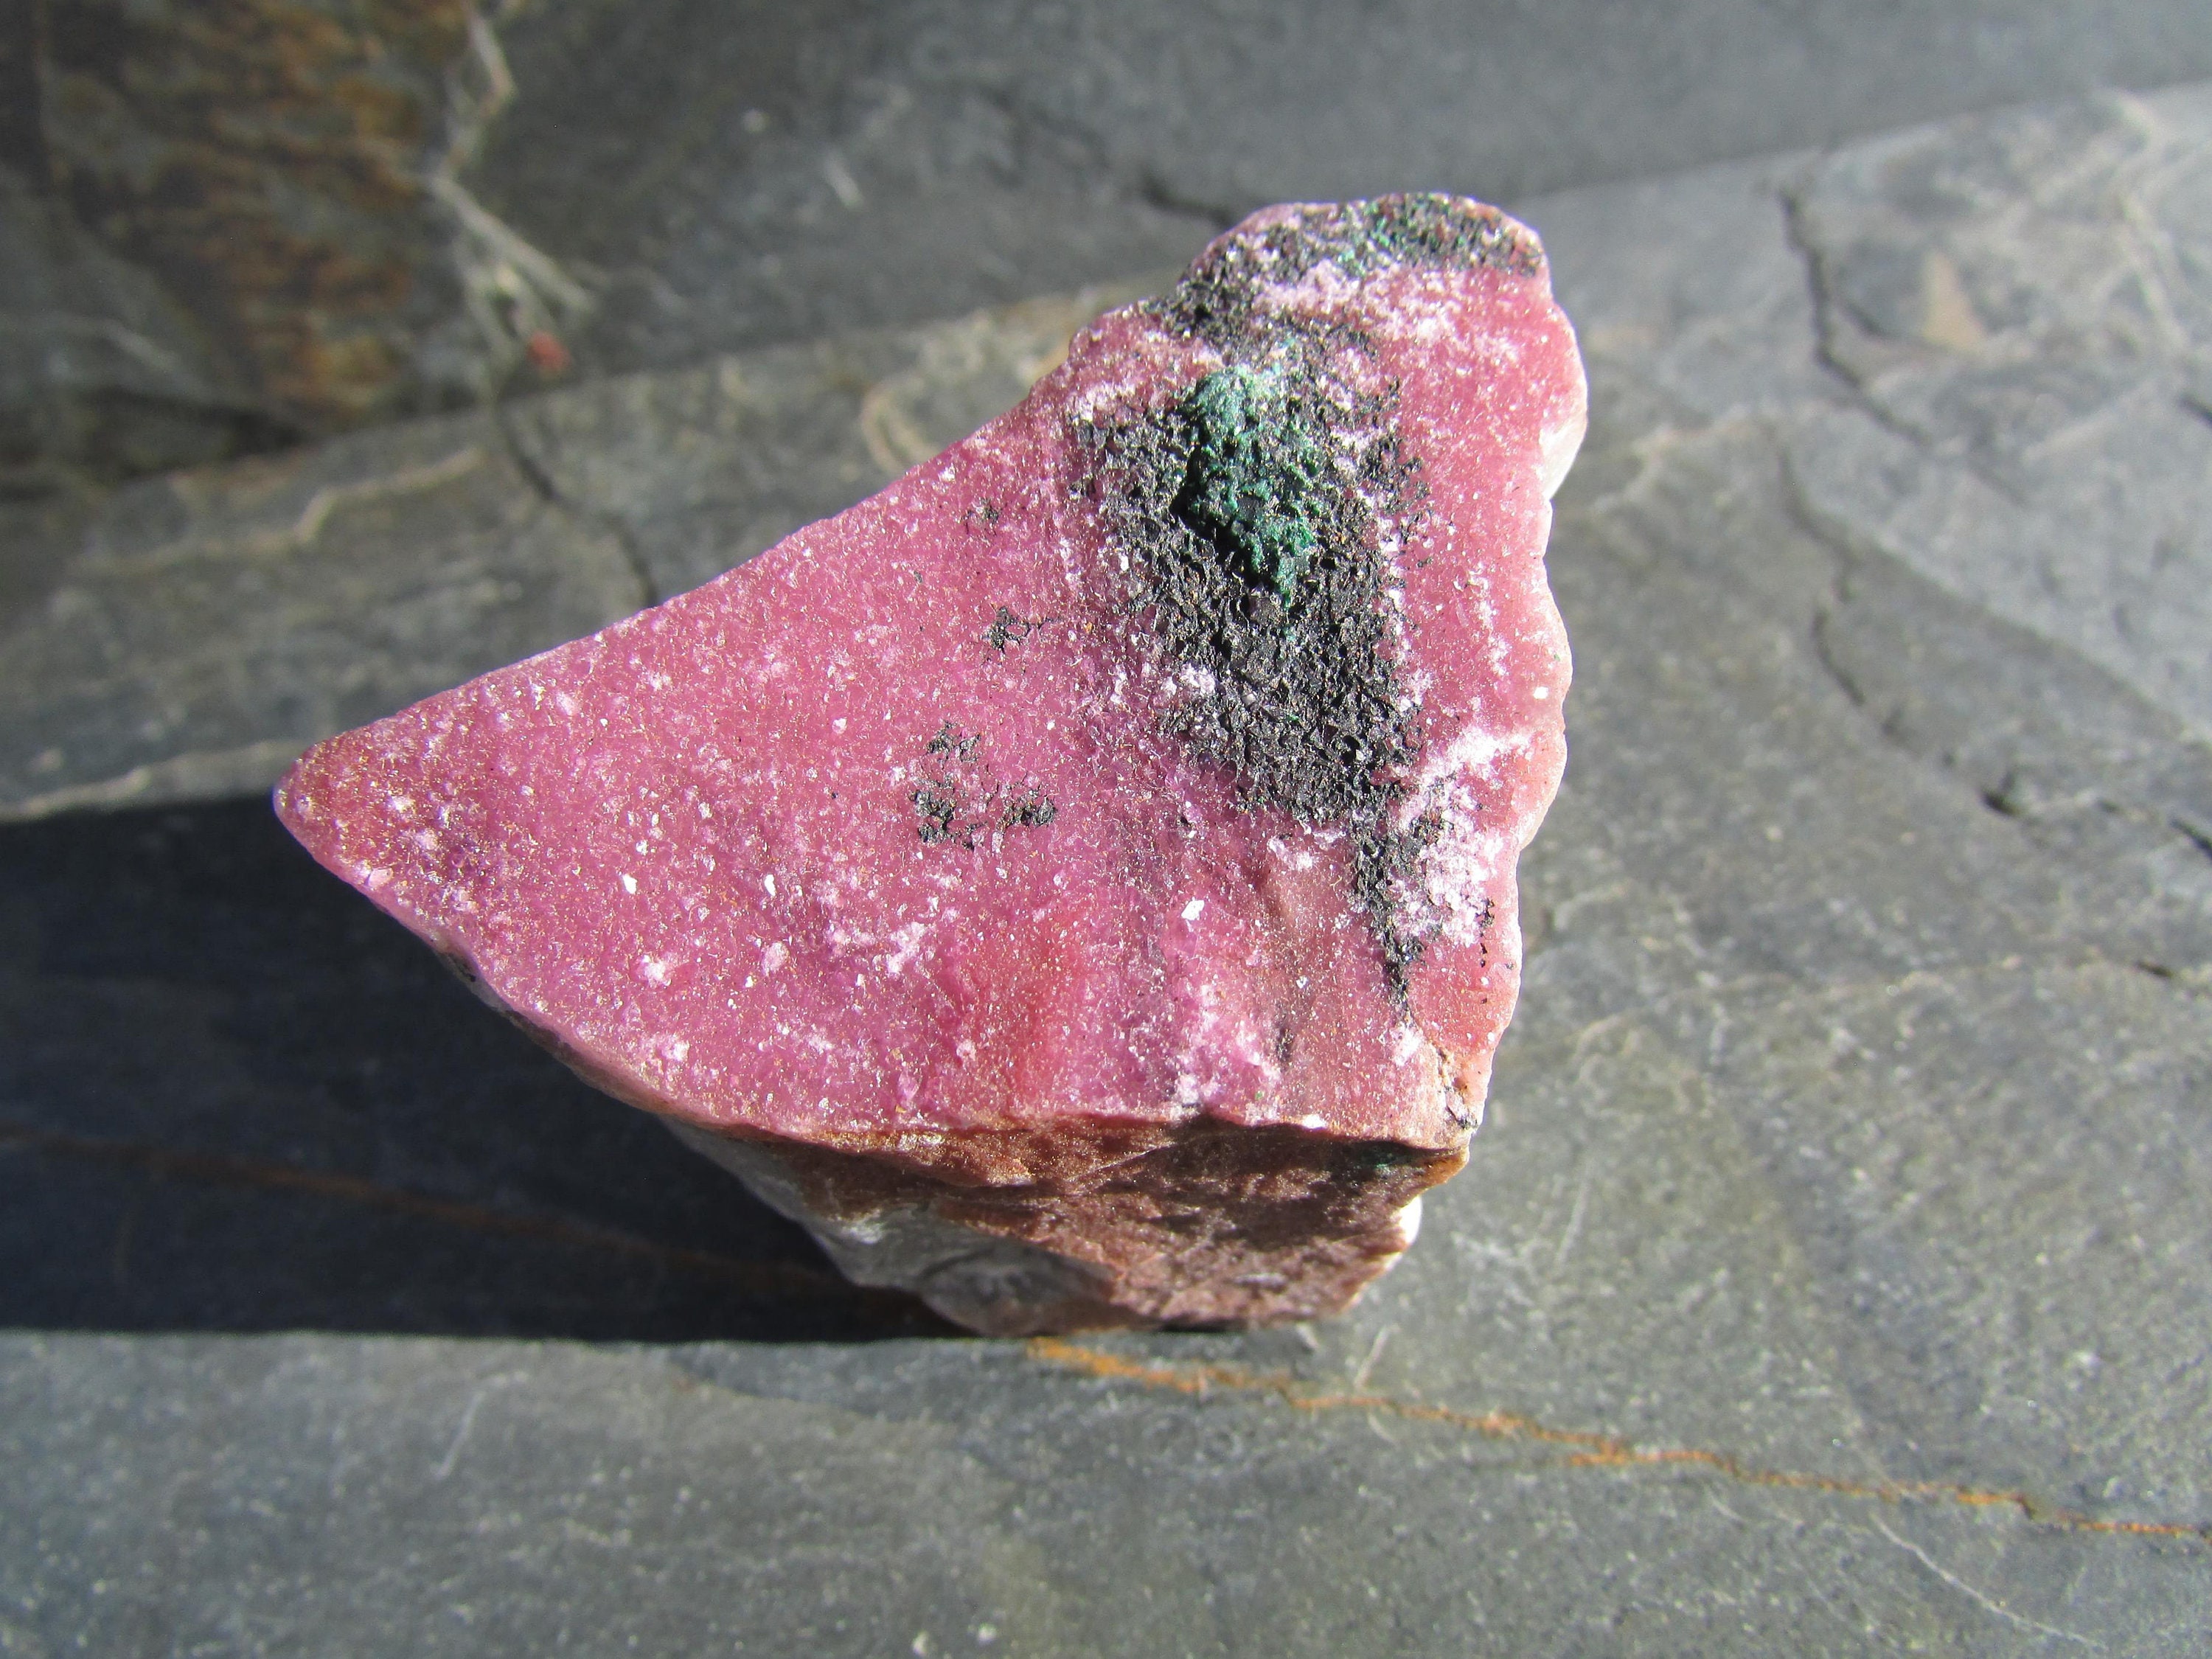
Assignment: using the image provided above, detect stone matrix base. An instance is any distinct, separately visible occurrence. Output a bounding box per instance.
[667,1121,1450,1335]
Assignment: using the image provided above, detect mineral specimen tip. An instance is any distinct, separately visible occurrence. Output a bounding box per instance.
[274,193,1586,1335]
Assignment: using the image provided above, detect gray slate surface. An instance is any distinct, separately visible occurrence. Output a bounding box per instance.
[5,88,2211,1653]
[0,166,269,493]
[473,0,2212,378]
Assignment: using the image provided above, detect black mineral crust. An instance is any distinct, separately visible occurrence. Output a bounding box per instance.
[1155,195,1543,358]
[1081,194,1537,994]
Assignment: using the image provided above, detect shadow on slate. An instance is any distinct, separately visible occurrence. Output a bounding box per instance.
[0,797,954,1343]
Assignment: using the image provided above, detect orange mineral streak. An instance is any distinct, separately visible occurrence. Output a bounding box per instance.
[1025,1339,2212,1546]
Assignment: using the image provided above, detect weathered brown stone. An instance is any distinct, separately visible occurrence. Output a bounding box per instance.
[33,0,582,438]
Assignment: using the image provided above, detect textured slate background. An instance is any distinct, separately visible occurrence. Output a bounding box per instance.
[2,11,2210,1654]
[473,0,2212,375]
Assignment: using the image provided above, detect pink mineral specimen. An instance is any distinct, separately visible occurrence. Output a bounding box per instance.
[274,195,1586,1335]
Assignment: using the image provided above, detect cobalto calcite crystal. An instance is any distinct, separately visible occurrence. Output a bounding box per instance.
[275,195,1587,1334]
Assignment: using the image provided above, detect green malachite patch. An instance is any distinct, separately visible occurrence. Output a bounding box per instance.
[1174,362,1332,605]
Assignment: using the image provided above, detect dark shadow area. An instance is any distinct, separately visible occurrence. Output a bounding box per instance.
[0,796,953,1341]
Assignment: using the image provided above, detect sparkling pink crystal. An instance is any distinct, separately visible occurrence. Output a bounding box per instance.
[275,196,1585,1333]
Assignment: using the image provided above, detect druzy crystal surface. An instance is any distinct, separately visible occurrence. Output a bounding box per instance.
[274,195,1587,1334]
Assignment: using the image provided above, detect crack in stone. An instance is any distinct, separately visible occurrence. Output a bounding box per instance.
[1131,166,1246,229]
[1573,412,1881,756]
[1773,442,1910,738]
[1871,1517,2105,1648]
[953,77,1244,232]
[2171,815,2212,865]
[1778,189,1937,452]
[497,411,662,608]
[1776,449,2050,844]
[1777,187,2030,508]
[1777,445,2212,877]
[1024,1338,2212,1548]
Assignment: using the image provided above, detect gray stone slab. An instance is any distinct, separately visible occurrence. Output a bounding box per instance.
[1784,86,2212,737]
[7,88,2212,1654]
[8,1327,2208,1656]
[470,0,2212,378]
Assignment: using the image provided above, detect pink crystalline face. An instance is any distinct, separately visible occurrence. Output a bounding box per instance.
[275,197,1584,1212]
